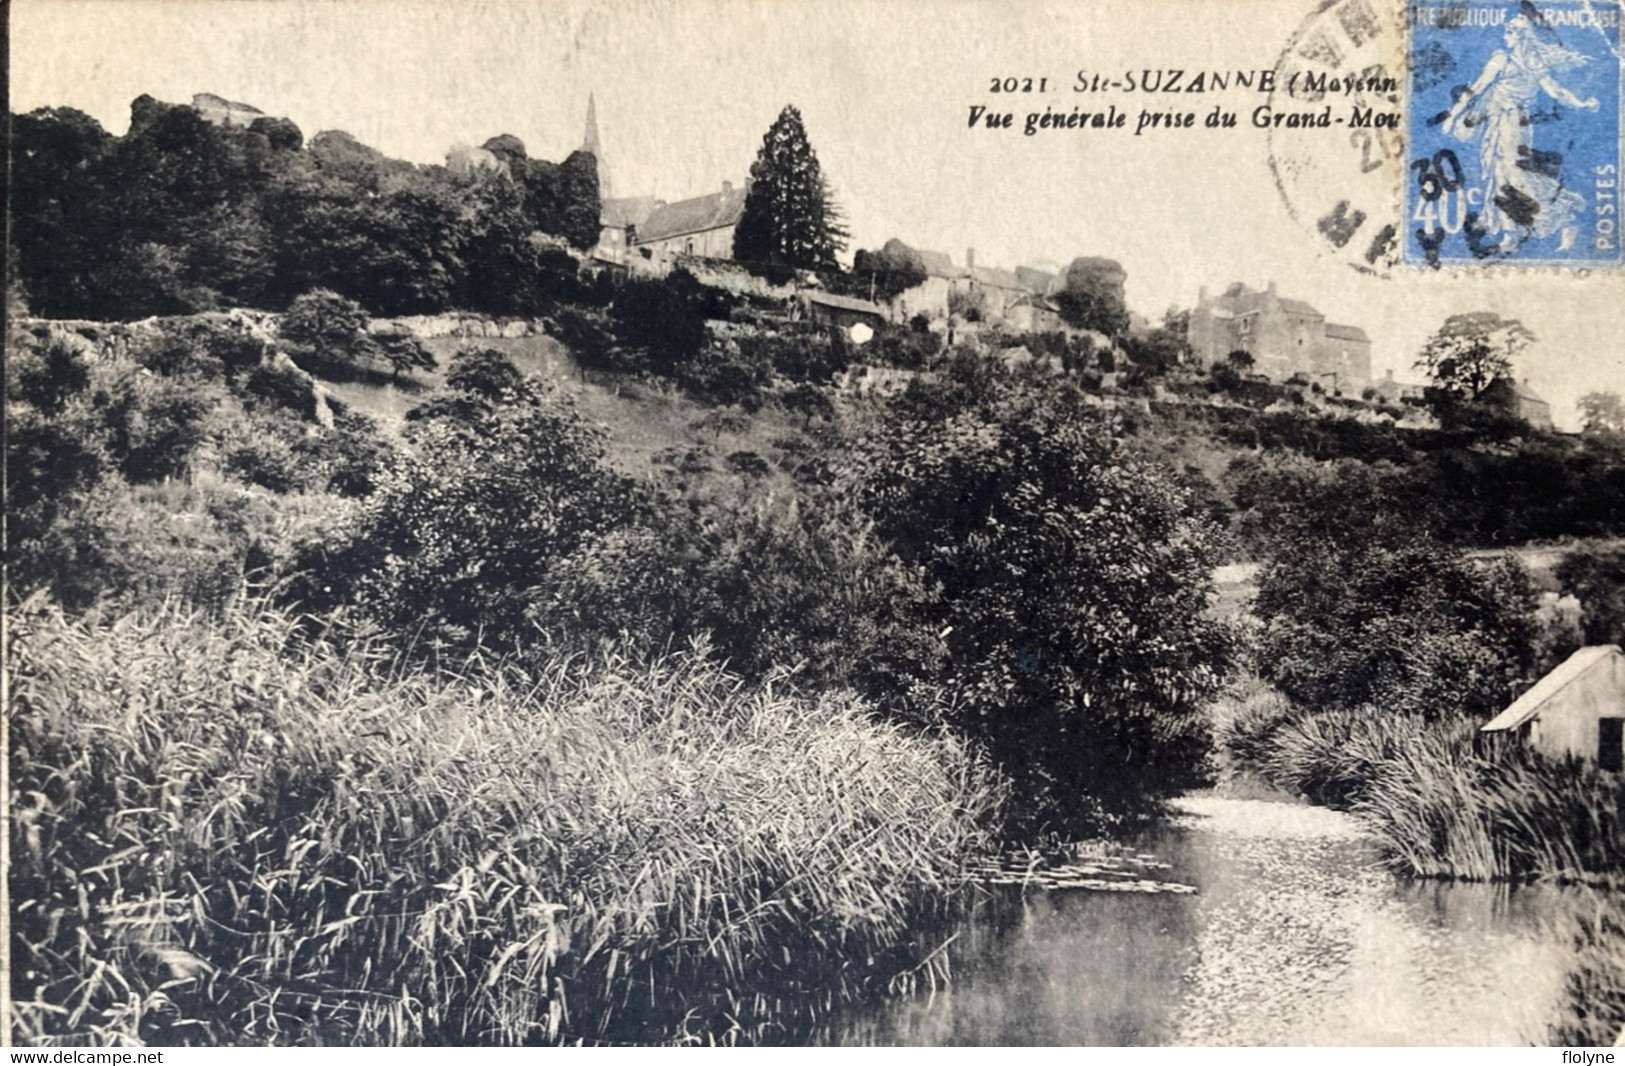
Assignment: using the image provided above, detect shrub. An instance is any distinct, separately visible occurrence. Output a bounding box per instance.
[609,276,707,375]
[131,314,273,381]
[297,374,640,649]
[9,599,1002,1045]
[279,289,379,379]
[443,345,529,403]
[222,430,302,493]
[244,362,319,419]
[856,373,1232,830]
[10,336,92,413]
[738,329,848,383]
[675,343,772,409]
[1555,546,1625,646]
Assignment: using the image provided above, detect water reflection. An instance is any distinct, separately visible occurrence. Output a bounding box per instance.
[829,794,1580,1046]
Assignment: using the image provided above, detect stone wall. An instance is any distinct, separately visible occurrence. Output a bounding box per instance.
[369,314,550,340]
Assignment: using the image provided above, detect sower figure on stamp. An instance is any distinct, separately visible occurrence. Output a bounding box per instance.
[1441,12,1600,252]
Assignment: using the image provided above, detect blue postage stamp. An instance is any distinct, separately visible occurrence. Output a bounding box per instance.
[1407,0,1622,267]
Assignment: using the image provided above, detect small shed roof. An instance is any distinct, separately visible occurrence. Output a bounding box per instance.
[1482,645,1624,731]
[805,291,885,315]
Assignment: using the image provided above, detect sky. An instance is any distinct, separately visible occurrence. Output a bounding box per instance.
[10,0,1624,427]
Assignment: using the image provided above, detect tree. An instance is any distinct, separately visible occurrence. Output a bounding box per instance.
[1241,456,1536,719]
[1415,311,1535,401]
[732,105,847,271]
[1227,349,1255,371]
[857,373,1232,829]
[609,275,708,375]
[373,330,438,381]
[851,239,928,302]
[279,288,378,376]
[1579,391,1625,436]
[1053,257,1130,336]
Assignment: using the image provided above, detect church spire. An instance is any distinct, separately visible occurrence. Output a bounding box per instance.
[582,93,610,198]
[582,92,602,157]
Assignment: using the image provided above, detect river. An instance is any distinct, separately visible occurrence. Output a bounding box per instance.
[827,792,1586,1046]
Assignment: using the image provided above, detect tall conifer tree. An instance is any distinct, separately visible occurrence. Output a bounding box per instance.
[732,105,847,271]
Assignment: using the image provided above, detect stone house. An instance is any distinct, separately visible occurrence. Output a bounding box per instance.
[1482,645,1625,769]
[1188,281,1372,392]
[1515,381,1554,430]
[1005,294,1067,334]
[888,248,961,322]
[630,182,748,272]
[1370,368,1425,404]
[956,249,1029,321]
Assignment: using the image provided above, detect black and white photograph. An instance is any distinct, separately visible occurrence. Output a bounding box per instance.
[5,0,1625,1048]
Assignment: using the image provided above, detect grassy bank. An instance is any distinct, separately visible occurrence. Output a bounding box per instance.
[8,598,1002,1046]
[1222,691,1625,884]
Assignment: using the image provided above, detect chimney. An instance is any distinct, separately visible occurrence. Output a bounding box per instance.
[966,247,976,273]
[722,180,733,193]
[1385,368,1395,381]
[1198,285,1209,304]
[1267,280,1278,296]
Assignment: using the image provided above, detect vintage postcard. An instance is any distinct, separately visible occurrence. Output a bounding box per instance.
[7,0,1625,1050]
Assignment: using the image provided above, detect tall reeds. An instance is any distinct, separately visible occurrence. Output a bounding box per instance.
[8,597,1002,1045]
[1245,702,1625,884]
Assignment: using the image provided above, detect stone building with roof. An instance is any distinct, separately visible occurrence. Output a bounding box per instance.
[1189,281,1372,391]
[628,182,748,271]
[1514,381,1554,430]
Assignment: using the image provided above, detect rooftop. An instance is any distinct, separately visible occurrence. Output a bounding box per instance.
[805,290,886,315]
[1482,645,1623,731]
[918,249,960,279]
[634,184,747,244]
[602,195,662,229]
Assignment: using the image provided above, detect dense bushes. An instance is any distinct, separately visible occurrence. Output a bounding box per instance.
[1556,546,1625,646]
[10,100,599,320]
[298,354,641,649]
[1235,456,1536,718]
[854,368,1233,827]
[5,318,388,612]
[9,598,1001,1045]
